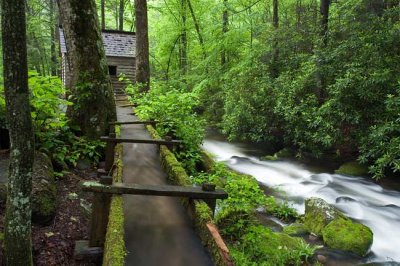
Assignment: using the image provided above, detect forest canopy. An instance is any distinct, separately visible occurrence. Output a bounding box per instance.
[0,0,399,180]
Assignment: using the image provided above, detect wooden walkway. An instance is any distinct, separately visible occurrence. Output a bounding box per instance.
[116,98,214,266]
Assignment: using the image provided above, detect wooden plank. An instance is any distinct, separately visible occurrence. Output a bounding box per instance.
[74,240,103,261]
[109,121,157,125]
[100,136,181,145]
[89,176,113,247]
[81,182,228,199]
[119,103,138,108]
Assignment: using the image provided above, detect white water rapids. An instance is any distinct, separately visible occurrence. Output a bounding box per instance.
[203,138,400,263]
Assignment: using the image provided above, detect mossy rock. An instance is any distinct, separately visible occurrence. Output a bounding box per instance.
[0,152,57,224]
[304,197,343,236]
[274,148,295,159]
[31,152,57,225]
[322,217,373,257]
[283,223,308,236]
[335,161,369,176]
[231,225,315,265]
[260,155,279,161]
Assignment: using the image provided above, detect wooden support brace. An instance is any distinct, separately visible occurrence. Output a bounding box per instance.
[104,133,116,172]
[81,182,228,200]
[109,120,157,126]
[89,176,113,247]
[100,136,182,146]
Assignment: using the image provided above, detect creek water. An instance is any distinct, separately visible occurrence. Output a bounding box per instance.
[203,133,400,264]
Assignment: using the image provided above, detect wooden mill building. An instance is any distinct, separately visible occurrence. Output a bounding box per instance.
[59,29,136,91]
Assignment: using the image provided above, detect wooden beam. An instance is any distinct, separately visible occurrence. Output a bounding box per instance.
[119,103,138,108]
[81,182,228,199]
[100,136,181,146]
[109,121,157,125]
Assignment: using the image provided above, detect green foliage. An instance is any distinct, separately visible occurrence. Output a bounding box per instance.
[230,226,316,266]
[127,81,205,173]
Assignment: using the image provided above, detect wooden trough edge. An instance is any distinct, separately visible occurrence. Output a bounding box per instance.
[144,123,235,266]
[80,181,228,199]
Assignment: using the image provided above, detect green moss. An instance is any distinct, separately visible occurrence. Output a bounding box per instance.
[274,148,295,159]
[322,217,373,256]
[102,126,126,265]
[103,196,126,266]
[231,226,316,266]
[335,161,369,176]
[31,192,57,223]
[0,231,4,241]
[304,197,343,236]
[261,155,279,161]
[283,223,307,236]
[216,207,258,241]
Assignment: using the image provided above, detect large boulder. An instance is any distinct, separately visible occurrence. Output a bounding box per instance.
[322,217,373,257]
[304,197,343,236]
[0,152,57,225]
[31,152,57,224]
[304,197,373,257]
[335,161,369,176]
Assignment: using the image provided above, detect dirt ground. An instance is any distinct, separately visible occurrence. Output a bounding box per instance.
[0,150,98,266]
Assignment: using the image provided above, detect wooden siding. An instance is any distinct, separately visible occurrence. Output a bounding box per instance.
[61,55,135,91]
[108,56,136,91]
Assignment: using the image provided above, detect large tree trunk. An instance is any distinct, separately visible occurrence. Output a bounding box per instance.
[1,0,35,264]
[57,0,116,138]
[135,0,150,91]
[101,0,106,29]
[187,0,206,59]
[179,0,188,76]
[315,0,330,104]
[271,0,279,78]
[50,0,58,76]
[119,0,125,31]
[221,0,228,66]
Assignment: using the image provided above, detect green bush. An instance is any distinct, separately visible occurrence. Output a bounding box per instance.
[127,81,205,174]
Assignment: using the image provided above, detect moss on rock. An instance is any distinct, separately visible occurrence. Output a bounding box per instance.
[322,217,373,256]
[283,223,308,236]
[304,197,343,236]
[231,225,315,266]
[31,151,57,225]
[275,148,295,159]
[335,161,369,176]
[261,154,279,161]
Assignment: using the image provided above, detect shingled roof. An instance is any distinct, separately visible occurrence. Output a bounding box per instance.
[60,28,136,58]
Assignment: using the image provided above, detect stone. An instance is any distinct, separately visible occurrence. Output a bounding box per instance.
[0,152,57,225]
[304,197,343,236]
[283,223,308,236]
[335,161,369,176]
[31,152,57,225]
[274,148,295,159]
[322,217,373,257]
[260,155,278,161]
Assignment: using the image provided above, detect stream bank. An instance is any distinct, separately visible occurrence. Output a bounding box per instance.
[203,132,400,264]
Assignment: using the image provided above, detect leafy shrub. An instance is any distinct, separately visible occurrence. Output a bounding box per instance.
[127,81,205,173]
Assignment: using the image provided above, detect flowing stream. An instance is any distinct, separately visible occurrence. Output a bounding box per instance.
[203,134,400,264]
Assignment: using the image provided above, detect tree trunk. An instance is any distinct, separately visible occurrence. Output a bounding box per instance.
[119,0,125,31]
[50,0,58,76]
[1,0,35,264]
[57,0,116,138]
[101,0,106,29]
[271,0,279,78]
[135,0,150,91]
[179,0,188,76]
[315,0,330,104]
[320,0,330,47]
[221,0,228,66]
[187,0,206,59]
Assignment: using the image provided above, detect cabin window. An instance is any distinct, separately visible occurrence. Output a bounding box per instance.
[108,65,117,76]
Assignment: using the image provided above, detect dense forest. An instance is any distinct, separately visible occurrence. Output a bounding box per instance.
[0,0,399,265]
